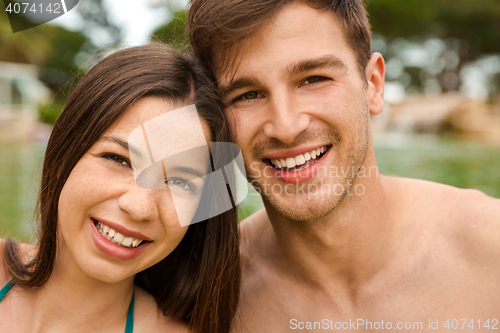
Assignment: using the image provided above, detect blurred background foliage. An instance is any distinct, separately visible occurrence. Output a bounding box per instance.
[152,0,500,100]
[151,10,188,51]
[367,0,500,100]
[0,0,122,124]
[1,0,499,119]
[367,0,500,56]
[1,0,500,239]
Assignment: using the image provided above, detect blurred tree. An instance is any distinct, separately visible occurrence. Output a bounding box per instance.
[0,14,52,65]
[0,12,86,97]
[149,1,500,95]
[0,0,122,124]
[151,10,189,51]
[76,0,121,48]
[368,0,500,57]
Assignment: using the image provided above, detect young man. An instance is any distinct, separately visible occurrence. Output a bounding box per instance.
[189,1,500,331]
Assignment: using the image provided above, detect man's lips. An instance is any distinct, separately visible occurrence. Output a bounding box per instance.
[263,145,330,170]
[254,145,332,184]
[263,144,330,160]
[266,147,331,183]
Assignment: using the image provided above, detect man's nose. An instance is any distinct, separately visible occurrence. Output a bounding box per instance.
[263,90,310,144]
[117,186,159,222]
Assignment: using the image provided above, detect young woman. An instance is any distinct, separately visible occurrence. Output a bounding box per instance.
[0,44,240,333]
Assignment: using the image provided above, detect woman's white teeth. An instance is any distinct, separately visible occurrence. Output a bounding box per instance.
[113,233,124,243]
[270,146,328,169]
[96,221,143,248]
[121,237,133,247]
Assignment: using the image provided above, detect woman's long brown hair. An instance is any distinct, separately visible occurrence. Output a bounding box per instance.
[3,43,240,333]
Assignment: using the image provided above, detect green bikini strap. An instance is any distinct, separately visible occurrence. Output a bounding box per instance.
[0,280,14,302]
[124,290,135,333]
[0,257,34,302]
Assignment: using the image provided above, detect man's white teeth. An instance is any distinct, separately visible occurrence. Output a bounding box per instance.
[95,221,143,248]
[295,154,305,165]
[270,145,328,169]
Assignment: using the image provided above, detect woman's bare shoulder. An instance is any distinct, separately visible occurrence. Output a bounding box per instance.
[0,238,7,286]
[133,285,191,333]
[0,239,37,286]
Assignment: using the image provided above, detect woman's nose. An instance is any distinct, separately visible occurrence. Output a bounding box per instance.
[117,186,159,222]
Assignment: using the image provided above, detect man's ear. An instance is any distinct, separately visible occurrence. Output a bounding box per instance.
[365,52,385,116]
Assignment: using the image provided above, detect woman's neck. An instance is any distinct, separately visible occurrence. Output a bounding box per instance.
[11,252,135,333]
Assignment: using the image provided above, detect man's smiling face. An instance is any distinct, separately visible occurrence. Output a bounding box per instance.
[220,3,381,221]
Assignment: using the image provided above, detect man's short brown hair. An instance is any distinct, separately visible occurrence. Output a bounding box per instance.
[188,0,372,79]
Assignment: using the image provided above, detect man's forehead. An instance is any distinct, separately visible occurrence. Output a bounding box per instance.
[214,2,349,85]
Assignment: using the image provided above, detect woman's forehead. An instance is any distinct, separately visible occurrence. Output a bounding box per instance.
[104,97,211,141]
[113,97,183,132]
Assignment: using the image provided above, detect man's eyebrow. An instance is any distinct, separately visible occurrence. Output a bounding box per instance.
[100,136,143,158]
[284,55,349,77]
[220,77,261,98]
[220,55,348,98]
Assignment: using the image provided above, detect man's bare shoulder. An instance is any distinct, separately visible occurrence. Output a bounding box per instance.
[133,286,191,333]
[389,176,499,221]
[388,176,500,267]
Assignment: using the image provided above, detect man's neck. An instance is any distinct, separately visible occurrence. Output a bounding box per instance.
[263,147,401,292]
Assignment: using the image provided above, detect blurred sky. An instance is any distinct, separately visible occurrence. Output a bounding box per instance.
[51,0,189,46]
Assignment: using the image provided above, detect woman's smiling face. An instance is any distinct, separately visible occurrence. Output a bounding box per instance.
[57,96,211,283]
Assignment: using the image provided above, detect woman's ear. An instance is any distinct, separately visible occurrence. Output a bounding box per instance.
[365,52,386,116]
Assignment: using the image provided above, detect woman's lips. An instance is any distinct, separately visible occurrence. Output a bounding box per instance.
[92,217,152,241]
[90,219,151,261]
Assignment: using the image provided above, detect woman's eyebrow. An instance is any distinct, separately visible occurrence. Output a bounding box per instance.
[100,135,143,158]
[168,166,205,178]
[284,55,349,77]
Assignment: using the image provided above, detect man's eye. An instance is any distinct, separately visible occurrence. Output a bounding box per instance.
[231,91,261,104]
[102,153,131,168]
[243,91,259,100]
[302,76,327,85]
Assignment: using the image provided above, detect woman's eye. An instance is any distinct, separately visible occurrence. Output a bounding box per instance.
[102,153,131,168]
[167,178,196,193]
